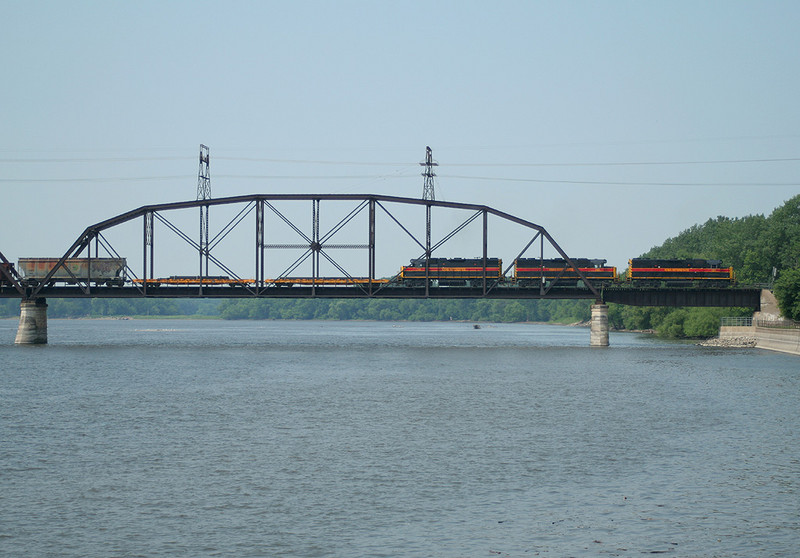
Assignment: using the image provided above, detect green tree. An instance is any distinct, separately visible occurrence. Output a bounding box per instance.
[657,309,688,338]
[502,301,527,322]
[773,268,800,321]
[764,195,800,273]
[683,308,722,338]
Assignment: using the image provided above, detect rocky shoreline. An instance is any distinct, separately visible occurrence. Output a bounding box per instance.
[697,335,757,348]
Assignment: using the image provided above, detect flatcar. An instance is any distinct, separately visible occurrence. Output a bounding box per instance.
[271,277,390,287]
[133,276,251,287]
[399,257,502,287]
[627,258,735,287]
[132,276,390,288]
[514,258,617,288]
[18,257,127,287]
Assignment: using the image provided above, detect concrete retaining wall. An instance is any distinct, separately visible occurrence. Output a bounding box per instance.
[755,326,800,356]
[719,325,755,339]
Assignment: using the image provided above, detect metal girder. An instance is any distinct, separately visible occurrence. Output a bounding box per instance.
[25,193,600,299]
[603,287,762,309]
[0,285,763,308]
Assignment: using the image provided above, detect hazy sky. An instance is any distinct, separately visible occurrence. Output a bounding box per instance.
[2,1,798,276]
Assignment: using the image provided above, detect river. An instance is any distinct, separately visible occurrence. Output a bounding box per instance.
[1,319,798,557]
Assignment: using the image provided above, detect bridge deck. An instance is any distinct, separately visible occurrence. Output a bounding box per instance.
[0,285,762,308]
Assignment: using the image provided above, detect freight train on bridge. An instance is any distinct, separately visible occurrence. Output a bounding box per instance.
[2,256,737,290]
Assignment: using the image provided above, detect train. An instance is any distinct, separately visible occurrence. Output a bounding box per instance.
[17,257,127,287]
[7,256,736,290]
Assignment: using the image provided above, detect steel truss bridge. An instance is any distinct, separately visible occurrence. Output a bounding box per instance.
[0,194,761,309]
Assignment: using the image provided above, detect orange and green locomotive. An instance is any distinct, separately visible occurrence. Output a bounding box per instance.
[398,257,503,287]
[513,258,617,288]
[626,258,735,287]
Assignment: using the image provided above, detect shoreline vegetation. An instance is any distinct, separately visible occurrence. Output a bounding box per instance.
[1,194,798,339]
[0,312,665,340]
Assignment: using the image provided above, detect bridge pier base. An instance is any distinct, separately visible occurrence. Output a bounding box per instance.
[590,303,609,347]
[15,298,48,345]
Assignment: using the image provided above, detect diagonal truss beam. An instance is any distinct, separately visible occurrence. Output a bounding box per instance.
[0,249,24,295]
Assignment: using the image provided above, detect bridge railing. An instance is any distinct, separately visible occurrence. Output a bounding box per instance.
[720,316,753,327]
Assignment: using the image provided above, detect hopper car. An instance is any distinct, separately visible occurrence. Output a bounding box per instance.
[18,257,127,287]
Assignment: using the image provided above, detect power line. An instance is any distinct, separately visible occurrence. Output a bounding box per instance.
[0,156,189,163]
[444,157,800,167]
[2,155,799,166]
[443,174,799,187]
[0,176,188,183]
[215,156,800,167]
[216,157,408,166]
[2,174,794,187]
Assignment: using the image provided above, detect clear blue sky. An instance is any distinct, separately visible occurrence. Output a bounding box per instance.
[2,1,798,275]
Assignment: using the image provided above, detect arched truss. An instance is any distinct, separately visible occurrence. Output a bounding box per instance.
[22,194,601,300]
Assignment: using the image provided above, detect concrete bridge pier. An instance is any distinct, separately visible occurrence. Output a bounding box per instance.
[15,298,48,344]
[590,302,609,347]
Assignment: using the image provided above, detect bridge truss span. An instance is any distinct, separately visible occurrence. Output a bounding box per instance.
[9,193,602,301]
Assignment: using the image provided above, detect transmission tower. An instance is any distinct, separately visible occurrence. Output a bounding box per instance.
[197,144,211,276]
[420,146,438,200]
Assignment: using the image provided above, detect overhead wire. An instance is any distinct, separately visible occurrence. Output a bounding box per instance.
[2,155,799,166]
[441,175,799,187]
[0,156,189,163]
[0,153,797,187]
[0,176,188,183]
[1,174,796,187]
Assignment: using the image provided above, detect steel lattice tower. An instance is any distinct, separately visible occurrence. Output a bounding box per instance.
[197,144,211,277]
[420,146,438,200]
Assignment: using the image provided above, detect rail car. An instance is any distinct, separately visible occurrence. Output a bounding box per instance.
[132,276,390,288]
[18,257,127,287]
[270,277,390,287]
[398,257,503,287]
[514,258,617,288]
[627,259,735,287]
[133,276,250,287]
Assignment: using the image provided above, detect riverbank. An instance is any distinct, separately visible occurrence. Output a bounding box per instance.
[698,335,757,348]
[699,321,800,355]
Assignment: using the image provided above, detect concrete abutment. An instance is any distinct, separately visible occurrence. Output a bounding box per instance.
[15,298,48,344]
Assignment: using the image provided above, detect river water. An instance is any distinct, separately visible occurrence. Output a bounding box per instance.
[1,319,798,557]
